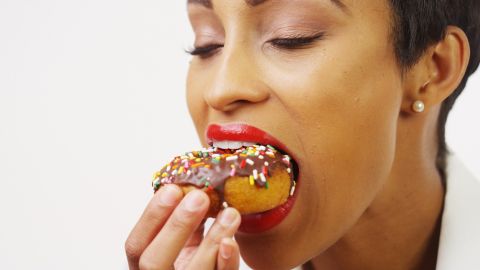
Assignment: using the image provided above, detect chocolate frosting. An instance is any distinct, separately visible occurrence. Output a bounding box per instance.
[152,145,295,198]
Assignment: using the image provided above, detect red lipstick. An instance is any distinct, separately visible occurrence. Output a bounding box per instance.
[206,123,299,234]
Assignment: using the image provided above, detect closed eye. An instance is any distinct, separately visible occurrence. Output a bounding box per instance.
[269,33,325,50]
[185,44,223,58]
[185,32,325,58]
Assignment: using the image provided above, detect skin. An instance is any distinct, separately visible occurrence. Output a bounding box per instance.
[125,0,470,269]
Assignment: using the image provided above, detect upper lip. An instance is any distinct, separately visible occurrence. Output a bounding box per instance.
[206,123,293,157]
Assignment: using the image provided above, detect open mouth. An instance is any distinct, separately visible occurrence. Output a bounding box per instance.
[209,140,299,183]
[209,139,300,198]
[207,124,300,234]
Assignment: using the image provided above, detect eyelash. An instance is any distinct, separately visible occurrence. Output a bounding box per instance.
[186,33,325,58]
[270,33,325,49]
[185,44,224,58]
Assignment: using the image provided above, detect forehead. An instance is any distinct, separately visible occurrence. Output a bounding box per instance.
[187,0,349,12]
[186,0,394,38]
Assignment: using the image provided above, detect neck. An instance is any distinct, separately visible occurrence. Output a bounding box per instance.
[309,107,446,270]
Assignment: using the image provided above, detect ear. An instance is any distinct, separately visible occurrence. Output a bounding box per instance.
[401,26,471,115]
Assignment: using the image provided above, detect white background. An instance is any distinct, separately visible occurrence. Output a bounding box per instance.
[0,1,478,269]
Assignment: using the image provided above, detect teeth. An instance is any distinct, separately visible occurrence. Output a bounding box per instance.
[228,141,243,149]
[212,140,256,150]
[213,141,229,149]
[242,142,255,147]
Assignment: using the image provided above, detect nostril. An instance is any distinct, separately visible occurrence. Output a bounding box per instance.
[217,100,249,113]
[206,86,270,112]
[204,67,270,111]
[233,99,252,106]
[206,90,254,112]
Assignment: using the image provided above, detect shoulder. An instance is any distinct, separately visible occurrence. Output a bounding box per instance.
[436,153,480,270]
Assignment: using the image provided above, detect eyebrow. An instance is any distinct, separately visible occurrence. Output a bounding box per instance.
[187,0,349,13]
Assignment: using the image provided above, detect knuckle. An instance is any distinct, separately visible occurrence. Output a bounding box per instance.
[124,237,143,260]
[151,198,173,213]
[151,199,169,211]
[143,202,170,223]
[168,212,193,232]
[204,232,221,246]
[205,225,223,245]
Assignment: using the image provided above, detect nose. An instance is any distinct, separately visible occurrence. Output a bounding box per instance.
[204,45,270,112]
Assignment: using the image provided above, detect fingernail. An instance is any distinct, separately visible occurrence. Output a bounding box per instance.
[219,208,237,227]
[159,185,180,206]
[184,191,207,212]
[220,240,233,259]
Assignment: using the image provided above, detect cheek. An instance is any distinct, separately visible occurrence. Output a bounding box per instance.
[263,32,402,248]
[186,70,196,117]
[186,65,209,141]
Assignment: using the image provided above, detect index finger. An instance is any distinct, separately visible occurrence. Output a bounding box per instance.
[125,184,183,270]
[139,190,210,270]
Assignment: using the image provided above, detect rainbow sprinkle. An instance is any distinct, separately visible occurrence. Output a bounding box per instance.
[151,144,295,196]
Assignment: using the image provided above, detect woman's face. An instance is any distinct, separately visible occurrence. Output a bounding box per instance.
[187,0,403,268]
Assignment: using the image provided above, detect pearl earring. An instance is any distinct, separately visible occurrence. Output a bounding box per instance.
[412,100,425,113]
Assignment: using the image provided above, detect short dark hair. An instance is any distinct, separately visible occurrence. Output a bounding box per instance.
[388,0,480,180]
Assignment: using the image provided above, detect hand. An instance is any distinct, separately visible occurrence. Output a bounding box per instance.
[125,184,241,270]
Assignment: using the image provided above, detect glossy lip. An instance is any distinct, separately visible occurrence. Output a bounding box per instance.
[206,123,300,234]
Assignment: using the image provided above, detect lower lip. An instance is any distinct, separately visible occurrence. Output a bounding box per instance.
[238,179,299,234]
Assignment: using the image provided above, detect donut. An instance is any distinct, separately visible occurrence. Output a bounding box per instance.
[151,145,296,217]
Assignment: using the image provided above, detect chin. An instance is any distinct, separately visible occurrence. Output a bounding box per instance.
[239,251,296,270]
[235,229,305,270]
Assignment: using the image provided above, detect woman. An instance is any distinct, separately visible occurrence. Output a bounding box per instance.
[125,0,480,269]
